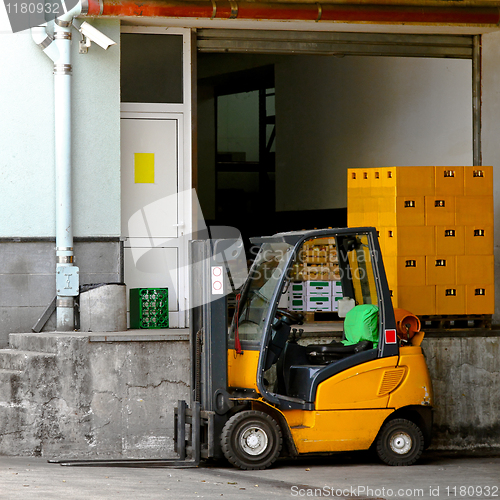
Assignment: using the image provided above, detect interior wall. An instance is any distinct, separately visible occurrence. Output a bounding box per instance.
[275,55,473,211]
[197,85,216,220]
[217,91,260,162]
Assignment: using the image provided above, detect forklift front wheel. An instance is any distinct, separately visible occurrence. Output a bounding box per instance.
[376,418,425,466]
[221,410,283,470]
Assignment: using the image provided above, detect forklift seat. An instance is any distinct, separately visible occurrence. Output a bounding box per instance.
[287,349,378,402]
[276,305,380,402]
[305,340,373,364]
[277,340,377,401]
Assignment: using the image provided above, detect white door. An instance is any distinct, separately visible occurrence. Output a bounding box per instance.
[120,27,193,329]
[121,117,186,328]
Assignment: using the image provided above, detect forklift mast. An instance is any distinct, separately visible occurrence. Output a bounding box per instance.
[189,238,243,459]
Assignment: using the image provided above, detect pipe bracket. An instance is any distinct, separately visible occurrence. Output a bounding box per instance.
[54,31,72,40]
[56,298,74,308]
[53,64,73,75]
[57,255,74,264]
[316,2,322,22]
[55,18,72,27]
[229,0,238,19]
[38,34,54,49]
[210,0,217,19]
[81,0,89,15]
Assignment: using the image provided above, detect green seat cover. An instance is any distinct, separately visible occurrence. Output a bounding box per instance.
[342,304,379,350]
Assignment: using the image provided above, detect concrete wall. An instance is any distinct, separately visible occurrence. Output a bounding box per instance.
[0,240,122,347]
[423,336,500,450]
[481,31,500,325]
[0,332,497,458]
[275,56,473,211]
[0,17,121,237]
[0,332,190,458]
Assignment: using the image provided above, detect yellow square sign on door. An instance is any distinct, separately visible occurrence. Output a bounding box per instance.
[134,153,155,183]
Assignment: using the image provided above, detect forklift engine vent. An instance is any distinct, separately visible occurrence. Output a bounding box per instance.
[378,368,406,396]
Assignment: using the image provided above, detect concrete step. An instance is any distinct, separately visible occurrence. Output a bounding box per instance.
[9,333,61,354]
[0,368,23,403]
[0,349,56,371]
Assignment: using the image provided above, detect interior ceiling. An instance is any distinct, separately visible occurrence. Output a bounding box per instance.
[198,65,275,95]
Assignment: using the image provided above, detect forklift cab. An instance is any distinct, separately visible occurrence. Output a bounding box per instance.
[224,228,433,470]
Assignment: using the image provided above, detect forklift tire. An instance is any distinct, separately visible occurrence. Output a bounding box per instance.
[221,410,283,470]
[376,418,425,466]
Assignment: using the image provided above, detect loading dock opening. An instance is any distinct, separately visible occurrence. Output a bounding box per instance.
[196,31,475,245]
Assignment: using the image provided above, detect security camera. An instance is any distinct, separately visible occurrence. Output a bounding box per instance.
[78,21,116,51]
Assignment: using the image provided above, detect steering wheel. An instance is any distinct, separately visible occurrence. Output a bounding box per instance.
[275,308,304,325]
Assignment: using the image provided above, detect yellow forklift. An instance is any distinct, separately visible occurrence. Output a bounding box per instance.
[55,227,433,471]
[187,227,433,470]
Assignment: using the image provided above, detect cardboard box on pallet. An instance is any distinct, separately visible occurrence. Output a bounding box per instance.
[289,297,306,311]
[332,281,343,295]
[306,295,332,311]
[306,281,331,295]
[289,282,305,294]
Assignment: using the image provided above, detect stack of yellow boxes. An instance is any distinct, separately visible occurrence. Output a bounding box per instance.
[347,166,494,316]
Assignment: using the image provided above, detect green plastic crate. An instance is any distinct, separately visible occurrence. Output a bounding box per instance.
[130,288,169,329]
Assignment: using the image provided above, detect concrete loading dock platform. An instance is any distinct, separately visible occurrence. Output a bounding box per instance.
[0,327,498,459]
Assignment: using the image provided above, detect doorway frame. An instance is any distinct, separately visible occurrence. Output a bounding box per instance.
[120,26,194,327]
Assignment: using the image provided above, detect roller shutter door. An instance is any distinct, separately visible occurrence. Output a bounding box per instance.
[197,29,473,59]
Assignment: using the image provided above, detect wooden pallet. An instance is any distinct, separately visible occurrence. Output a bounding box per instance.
[419,314,492,330]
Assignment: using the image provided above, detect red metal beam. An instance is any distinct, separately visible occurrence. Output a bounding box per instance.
[85,0,500,25]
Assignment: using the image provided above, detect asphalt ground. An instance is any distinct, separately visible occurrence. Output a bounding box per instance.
[0,451,499,500]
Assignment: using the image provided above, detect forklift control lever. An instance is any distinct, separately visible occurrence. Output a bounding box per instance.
[275,308,304,325]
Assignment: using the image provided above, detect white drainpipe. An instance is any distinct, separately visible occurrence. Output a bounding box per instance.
[32,1,86,330]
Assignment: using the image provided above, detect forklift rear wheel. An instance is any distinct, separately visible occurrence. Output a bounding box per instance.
[221,410,283,470]
[376,418,424,466]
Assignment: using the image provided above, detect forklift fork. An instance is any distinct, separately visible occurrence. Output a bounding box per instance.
[174,400,215,462]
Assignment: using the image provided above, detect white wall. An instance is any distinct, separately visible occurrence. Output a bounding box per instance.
[480,31,500,324]
[275,55,473,211]
[0,13,121,237]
